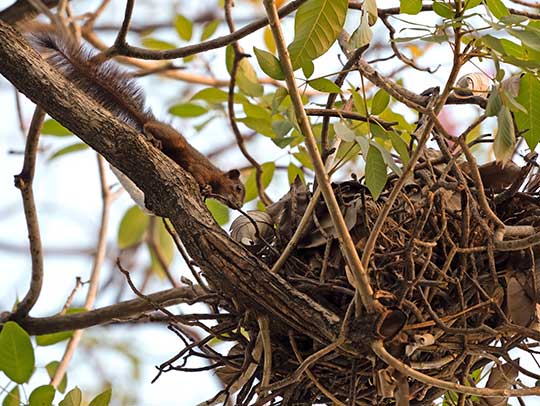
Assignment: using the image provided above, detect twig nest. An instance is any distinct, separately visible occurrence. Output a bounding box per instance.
[230,210,274,246]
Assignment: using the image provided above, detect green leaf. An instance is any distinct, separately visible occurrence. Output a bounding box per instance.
[191,88,245,104]
[201,19,219,41]
[46,361,67,393]
[168,103,207,118]
[363,0,378,26]
[36,331,72,346]
[507,28,540,50]
[307,78,342,93]
[29,385,55,406]
[386,130,410,164]
[3,386,20,406]
[465,0,482,9]
[174,14,193,41]
[365,145,387,200]
[349,10,373,48]
[117,205,149,249]
[272,87,289,114]
[141,37,176,50]
[485,0,509,19]
[244,162,275,202]
[89,388,112,406]
[36,309,85,346]
[433,1,453,18]
[59,387,82,406]
[288,0,348,70]
[302,60,315,78]
[253,47,284,80]
[0,322,34,384]
[371,89,390,115]
[333,121,356,142]
[400,0,422,15]
[271,119,293,138]
[293,146,314,170]
[485,87,503,117]
[237,117,274,138]
[287,163,305,185]
[206,199,230,226]
[494,106,515,163]
[515,74,540,149]
[149,220,175,277]
[49,143,88,161]
[41,119,72,136]
[237,57,264,97]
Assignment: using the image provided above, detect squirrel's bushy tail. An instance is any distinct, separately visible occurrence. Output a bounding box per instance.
[25,24,151,128]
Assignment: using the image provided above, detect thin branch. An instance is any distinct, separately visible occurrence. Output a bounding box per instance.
[262,0,378,314]
[306,108,398,130]
[12,106,46,320]
[96,0,310,60]
[50,154,111,388]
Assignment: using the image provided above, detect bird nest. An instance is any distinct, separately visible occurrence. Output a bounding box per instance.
[154,151,540,406]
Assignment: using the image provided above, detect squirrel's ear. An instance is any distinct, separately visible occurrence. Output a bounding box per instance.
[226,169,240,180]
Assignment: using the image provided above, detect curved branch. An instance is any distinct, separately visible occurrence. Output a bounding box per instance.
[99,0,309,60]
[12,107,46,320]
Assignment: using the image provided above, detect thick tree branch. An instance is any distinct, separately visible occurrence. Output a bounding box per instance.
[0,21,340,344]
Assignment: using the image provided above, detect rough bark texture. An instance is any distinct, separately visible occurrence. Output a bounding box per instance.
[0,0,64,25]
[0,21,341,344]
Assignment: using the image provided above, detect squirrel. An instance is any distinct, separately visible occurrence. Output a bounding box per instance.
[25,25,245,210]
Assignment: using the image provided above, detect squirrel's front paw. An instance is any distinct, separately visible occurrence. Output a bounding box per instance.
[201,184,213,199]
[143,132,163,150]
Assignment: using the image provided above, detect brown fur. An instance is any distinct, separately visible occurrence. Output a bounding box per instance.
[26,25,245,209]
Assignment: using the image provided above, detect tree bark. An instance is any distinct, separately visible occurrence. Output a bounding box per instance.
[0,21,341,344]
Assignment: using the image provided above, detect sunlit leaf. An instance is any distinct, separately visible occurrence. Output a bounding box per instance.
[36,309,85,347]
[365,146,387,200]
[485,87,503,117]
[59,387,82,406]
[46,362,67,393]
[287,163,305,185]
[49,143,88,161]
[307,78,342,93]
[29,385,55,406]
[465,0,482,9]
[293,146,314,170]
[206,199,230,226]
[386,129,410,164]
[350,10,373,48]
[288,0,348,70]
[41,119,72,136]
[169,103,207,118]
[201,19,219,41]
[400,0,422,14]
[263,26,276,54]
[117,205,149,249]
[141,37,176,50]
[334,121,356,142]
[253,47,284,80]
[515,73,540,149]
[371,89,390,115]
[244,162,275,202]
[174,14,193,41]
[0,322,34,384]
[88,388,112,406]
[494,106,515,163]
[3,386,20,406]
[237,57,264,97]
[433,1,453,18]
[485,0,510,19]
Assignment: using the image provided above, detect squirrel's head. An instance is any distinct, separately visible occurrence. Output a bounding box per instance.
[213,169,245,209]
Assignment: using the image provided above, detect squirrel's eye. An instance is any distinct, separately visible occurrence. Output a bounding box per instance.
[236,185,243,192]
